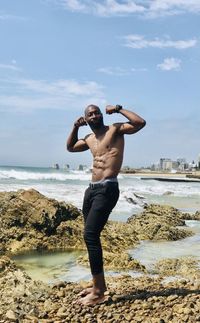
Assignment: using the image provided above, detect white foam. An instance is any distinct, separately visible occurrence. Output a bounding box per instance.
[119,177,200,197]
[0,169,91,181]
[1,168,200,220]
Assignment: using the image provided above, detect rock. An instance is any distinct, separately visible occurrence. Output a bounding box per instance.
[0,190,195,259]
[166,295,178,301]
[127,204,193,241]
[0,256,16,273]
[0,189,84,253]
[163,191,173,195]
[0,256,50,321]
[0,190,200,322]
[56,306,68,318]
[194,211,200,220]
[77,250,146,271]
[5,310,17,321]
[154,257,200,279]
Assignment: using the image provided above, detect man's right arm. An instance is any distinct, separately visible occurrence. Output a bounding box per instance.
[66,117,89,152]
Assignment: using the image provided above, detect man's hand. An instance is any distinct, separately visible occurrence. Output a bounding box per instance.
[106,105,117,114]
[74,117,87,128]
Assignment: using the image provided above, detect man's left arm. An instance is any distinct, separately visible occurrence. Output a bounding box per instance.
[106,105,146,135]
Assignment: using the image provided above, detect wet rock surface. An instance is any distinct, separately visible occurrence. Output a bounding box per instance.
[77,250,146,272]
[0,189,200,322]
[181,210,200,221]
[0,189,83,255]
[154,257,200,280]
[127,204,193,241]
[0,190,195,257]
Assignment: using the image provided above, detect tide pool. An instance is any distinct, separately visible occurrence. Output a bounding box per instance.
[12,221,200,284]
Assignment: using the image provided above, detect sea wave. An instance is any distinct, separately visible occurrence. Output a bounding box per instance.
[1,167,200,217]
[119,177,200,197]
[1,168,200,197]
[0,169,91,182]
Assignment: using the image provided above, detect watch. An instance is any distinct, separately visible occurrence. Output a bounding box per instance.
[115,105,123,113]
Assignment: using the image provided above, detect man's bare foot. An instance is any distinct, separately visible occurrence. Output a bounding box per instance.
[78,287,93,297]
[77,291,106,306]
[78,286,107,297]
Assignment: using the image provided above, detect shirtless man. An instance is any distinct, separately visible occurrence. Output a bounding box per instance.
[66,104,146,305]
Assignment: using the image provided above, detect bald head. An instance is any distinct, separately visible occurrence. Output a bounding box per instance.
[84,104,104,129]
[84,104,101,117]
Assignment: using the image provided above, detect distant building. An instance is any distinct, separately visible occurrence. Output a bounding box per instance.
[152,155,200,172]
[52,163,59,169]
[160,158,172,171]
[189,160,197,170]
[172,161,179,170]
[159,157,189,172]
[63,164,70,170]
[176,158,188,171]
[78,164,88,171]
[177,158,186,164]
[150,162,160,171]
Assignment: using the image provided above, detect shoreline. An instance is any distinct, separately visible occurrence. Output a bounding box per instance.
[121,170,200,178]
[120,171,200,184]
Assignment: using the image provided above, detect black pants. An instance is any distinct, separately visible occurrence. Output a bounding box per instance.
[82,182,119,275]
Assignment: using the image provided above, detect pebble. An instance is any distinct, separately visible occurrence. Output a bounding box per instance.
[5,310,17,321]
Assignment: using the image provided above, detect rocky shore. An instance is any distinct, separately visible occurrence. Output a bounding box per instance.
[0,189,200,322]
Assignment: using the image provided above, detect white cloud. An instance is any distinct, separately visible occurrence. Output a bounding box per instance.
[97,66,129,75]
[97,66,147,75]
[157,57,181,71]
[131,67,147,72]
[148,0,200,18]
[94,0,145,16]
[53,0,146,16]
[0,63,21,72]
[123,34,197,49]
[18,78,103,96]
[0,77,106,112]
[60,0,87,11]
[51,0,200,17]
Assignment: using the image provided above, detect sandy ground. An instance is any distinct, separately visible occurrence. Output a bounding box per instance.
[121,170,200,178]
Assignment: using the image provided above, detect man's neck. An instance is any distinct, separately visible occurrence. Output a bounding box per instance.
[91,125,108,136]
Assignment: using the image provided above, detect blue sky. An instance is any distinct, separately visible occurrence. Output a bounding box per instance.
[0,0,199,168]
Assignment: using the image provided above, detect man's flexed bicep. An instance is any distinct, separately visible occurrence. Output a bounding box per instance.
[66,117,89,152]
[114,120,145,135]
[67,138,89,152]
[106,105,146,135]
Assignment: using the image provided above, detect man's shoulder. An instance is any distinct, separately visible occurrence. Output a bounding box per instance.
[111,123,124,133]
[84,133,93,141]
[108,123,119,130]
[105,124,124,139]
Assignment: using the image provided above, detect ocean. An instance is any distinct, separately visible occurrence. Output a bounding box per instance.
[1,165,200,220]
[1,165,200,283]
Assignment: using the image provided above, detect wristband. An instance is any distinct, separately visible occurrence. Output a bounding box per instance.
[115,105,123,113]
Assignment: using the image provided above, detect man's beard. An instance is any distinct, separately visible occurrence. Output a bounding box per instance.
[88,116,104,129]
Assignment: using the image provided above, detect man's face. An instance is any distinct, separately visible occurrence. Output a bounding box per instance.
[85,106,103,129]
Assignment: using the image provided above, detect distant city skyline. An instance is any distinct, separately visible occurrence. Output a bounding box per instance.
[150,155,200,172]
[2,153,199,171]
[0,1,199,168]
